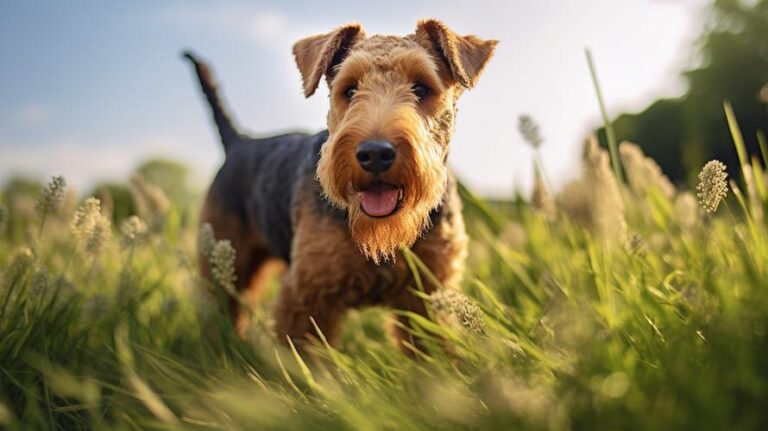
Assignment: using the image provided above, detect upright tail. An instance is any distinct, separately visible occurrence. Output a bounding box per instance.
[182,51,241,151]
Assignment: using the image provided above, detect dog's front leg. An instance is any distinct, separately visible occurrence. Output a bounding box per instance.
[273,271,345,350]
[275,201,369,350]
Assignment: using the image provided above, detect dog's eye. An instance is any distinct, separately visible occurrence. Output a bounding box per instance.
[344,86,357,100]
[412,83,430,101]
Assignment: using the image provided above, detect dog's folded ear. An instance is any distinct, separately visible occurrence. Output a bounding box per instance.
[292,23,366,98]
[415,19,497,89]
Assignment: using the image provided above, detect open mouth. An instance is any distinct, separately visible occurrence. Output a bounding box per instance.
[358,181,403,218]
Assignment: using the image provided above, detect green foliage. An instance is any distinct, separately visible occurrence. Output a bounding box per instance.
[90,182,136,226]
[4,119,768,429]
[599,0,768,185]
[135,159,194,205]
[2,177,43,242]
[0,97,766,428]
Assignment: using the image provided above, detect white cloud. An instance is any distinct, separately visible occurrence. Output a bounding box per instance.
[249,10,286,43]
[165,3,289,45]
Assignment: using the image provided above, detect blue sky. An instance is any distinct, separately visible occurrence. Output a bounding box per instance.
[0,0,707,196]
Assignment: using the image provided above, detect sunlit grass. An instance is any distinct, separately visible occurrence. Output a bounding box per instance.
[2,108,768,429]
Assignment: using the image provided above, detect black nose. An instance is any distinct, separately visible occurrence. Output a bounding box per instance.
[356,140,396,174]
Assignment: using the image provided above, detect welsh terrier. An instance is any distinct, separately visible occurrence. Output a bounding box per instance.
[184,19,496,353]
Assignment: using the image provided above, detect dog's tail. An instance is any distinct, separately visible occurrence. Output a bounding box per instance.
[182,51,241,151]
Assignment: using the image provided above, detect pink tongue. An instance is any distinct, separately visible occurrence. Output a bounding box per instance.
[360,185,399,217]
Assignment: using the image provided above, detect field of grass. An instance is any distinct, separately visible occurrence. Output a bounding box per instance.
[2,108,768,430]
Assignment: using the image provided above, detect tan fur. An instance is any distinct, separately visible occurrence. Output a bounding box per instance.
[414,19,498,88]
[311,21,496,262]
[274,177,467,352]
[203,20,494,353]
[292,23,367,97]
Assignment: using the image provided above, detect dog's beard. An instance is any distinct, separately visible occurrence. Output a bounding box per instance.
[317,155,447,263]
[347,175,446,264]
[330,151,447,264]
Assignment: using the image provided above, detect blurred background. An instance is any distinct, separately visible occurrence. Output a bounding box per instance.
[5,3,768,428]
[1,0,766,203]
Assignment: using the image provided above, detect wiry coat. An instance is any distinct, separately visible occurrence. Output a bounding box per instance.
[185,19,495,352]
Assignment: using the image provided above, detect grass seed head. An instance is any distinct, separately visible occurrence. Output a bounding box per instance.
[619,142,675,198]
[120,215,148,248]
[518,115,544,149]
[197,223,216,259]
[696,160,728,214]
[72,197,112,255]
[8,246,35,279]
[559,136,625,239]
[35,175,67,216]
[72,198,101,237]
[210,239,237,294]
[531,164,556,219]
[86,215,111,255]
[624,232,649,257]
[429,289,485,334]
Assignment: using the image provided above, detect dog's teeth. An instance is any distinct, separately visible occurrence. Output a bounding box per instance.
[398,189,403,200]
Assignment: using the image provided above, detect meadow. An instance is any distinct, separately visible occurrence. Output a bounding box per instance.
[2,103,768,430]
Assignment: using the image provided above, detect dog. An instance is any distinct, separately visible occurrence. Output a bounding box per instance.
[185,19,496,353]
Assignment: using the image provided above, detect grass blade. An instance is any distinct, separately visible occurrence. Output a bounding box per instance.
[586,48,624,184]
[724,101,750,172]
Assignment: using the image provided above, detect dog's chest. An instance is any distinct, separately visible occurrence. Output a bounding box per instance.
[290,207,466,308]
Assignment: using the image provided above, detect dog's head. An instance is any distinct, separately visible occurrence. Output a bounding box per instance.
[293,20,496,263]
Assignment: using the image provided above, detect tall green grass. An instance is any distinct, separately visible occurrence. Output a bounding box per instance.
[2,112,768,429]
